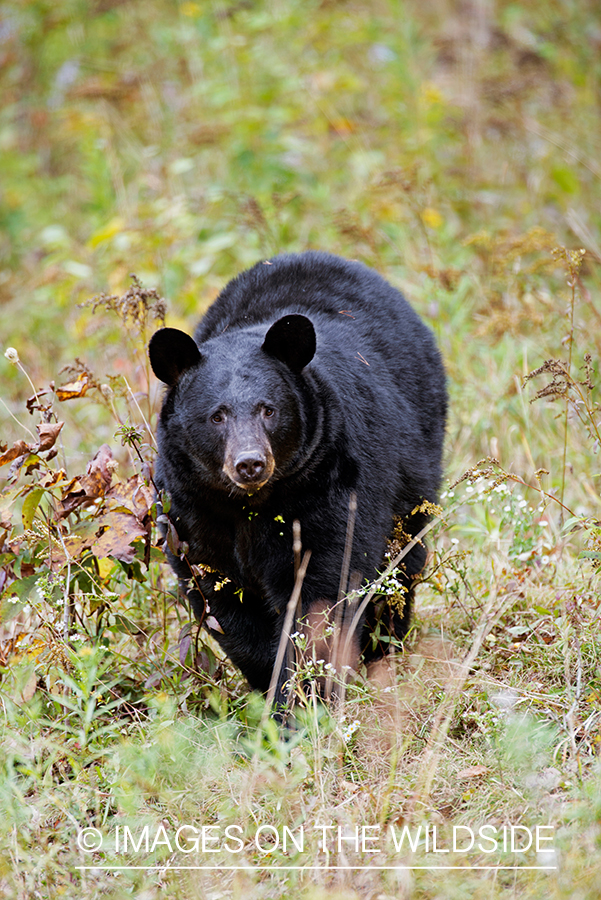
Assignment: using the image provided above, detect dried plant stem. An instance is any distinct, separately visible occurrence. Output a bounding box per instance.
[122,375,158,450]
[0,396,36,442]
[560,274,577,525]
[55,527,73,640]
[292,519,302,581]
[17,360,41,410]
[263,549,312,717]
[326,492,357,700]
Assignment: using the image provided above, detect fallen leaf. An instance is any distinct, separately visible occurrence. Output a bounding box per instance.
[44,520,101,571]
[457,765,489,780]
[179,630,192,665]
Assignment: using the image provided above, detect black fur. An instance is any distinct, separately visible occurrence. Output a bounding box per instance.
[149,251,447,705]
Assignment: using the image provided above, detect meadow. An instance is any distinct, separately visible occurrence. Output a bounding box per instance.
[0,0,600,897]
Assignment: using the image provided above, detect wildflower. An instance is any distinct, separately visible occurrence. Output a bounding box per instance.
[4,347,19,364]
[341,719,361,742]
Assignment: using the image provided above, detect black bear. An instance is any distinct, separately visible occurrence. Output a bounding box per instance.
[149,251,447,709]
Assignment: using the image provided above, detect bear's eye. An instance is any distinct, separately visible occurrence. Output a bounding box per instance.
[210,411,225,424]
[263,406,276,418]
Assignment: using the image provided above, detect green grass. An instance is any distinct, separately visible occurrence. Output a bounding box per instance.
[1,0,601,897]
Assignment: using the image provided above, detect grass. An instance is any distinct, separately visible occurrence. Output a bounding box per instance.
[1,0,601,897]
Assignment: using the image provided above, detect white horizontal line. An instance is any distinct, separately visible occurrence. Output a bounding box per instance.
[75,865,558,872]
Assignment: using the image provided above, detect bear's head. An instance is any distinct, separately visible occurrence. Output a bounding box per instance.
[149,315,316,494]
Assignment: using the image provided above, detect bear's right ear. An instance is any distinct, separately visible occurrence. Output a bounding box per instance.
[262,315,316,373]
[149,328,201,386]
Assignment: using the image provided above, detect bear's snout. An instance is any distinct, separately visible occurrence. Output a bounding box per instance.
[225,446,275,490]
[222,421,276,491]
[234,451,267,483]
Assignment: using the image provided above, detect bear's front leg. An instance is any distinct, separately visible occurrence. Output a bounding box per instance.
[183,573,285,696]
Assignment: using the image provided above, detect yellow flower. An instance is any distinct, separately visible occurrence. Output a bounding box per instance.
[421,207,443,229]
[420,82,443,105]
[180,2,201,16]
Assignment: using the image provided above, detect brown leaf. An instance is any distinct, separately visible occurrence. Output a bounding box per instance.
[0,424,64,469]
[0,440,30,467]
[39,469,68,488]
[106,474,153,520]
[36,422,64,452]
[58,473,104,517]
[91,511,148,563]
[87,444,115,489]
[26,388,53,415]
[57,445,114,518]
[457,765,489,780]
[55,375,89,401]
[46,533,97,572]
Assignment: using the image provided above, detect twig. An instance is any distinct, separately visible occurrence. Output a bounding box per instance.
[122,375,158,449]
[326,493,357,700]
[560,275,577,525]
[293,519,302,581]
[263,549,312,718]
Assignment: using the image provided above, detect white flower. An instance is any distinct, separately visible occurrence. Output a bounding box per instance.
[341,719,361,742]
[4,347,19,364]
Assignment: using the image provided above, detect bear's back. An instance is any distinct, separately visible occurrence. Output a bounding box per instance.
[195,252,415,340]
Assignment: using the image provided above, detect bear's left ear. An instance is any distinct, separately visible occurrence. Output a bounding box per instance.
[262,315,316,373]
[149,327,201,385]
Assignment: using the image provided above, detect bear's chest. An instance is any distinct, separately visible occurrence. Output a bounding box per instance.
[233,512,290,574]
[200,505,291,589]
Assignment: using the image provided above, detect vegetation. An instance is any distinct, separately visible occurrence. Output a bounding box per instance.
[1,0,601,896]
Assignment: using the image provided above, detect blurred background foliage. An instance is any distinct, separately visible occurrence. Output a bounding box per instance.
[1,0,600,509]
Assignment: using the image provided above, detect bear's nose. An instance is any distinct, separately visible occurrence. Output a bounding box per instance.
[235,452,266,482]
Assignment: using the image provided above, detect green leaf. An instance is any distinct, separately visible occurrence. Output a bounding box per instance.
[21,487,44,530]
[551,165,579,195]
